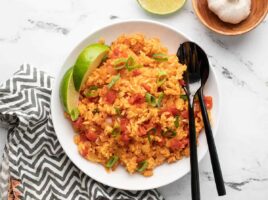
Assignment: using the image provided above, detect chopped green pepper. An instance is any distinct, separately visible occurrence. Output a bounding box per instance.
[113,56,141,71]
[147,134,152,143]
[113,58,127,70]
[174,115,179,128]
[125,56,141,71]
[157,92,165,107]
[111,127,121,137]
[115,107,121,116]
[157,78,166,86]
[162,129,177,138]
[102,54,108,62]
[108,74,120,89]
[147,128,157,143]
[137,160,148,172]
[147,128,157,134]
[106,156,119,168]
[158,70,167,77]
[152,53,168,62]
[85,85,99,97]
[157,70,167,86]
[92,108,99,114]
[145,93,157,107]
[70,108,79,121]
[180,94,188,100]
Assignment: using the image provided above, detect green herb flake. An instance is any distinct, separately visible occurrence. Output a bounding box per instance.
[174,115,179,128]
[111,127,121,137]
[147,128,157,143]
[70,108,80,121]
[102,54,108,62]
[152,53,168,62]
[126,56,135,67]
[126,56,141,71]
[106,156,119,168]
[113,58,127,70]
[115,107,121,116]
[157,92,165,107]
[147,133,152,143]
[148,128,157,143]
[158,70,167,77]
[147,128,157,134]
[108,74,120,89]
[85,85,99,97]
[157,78,166,86]
[145,93,157,107]
[92,108,99,114]
[180,94,188,100]
[137,160,148,172]
[162,129,177,138]
[157,70,167,86]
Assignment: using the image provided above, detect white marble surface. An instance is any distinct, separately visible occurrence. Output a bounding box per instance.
[0,0,267,199]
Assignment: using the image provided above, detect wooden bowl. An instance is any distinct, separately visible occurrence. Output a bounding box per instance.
[192,0,268,35]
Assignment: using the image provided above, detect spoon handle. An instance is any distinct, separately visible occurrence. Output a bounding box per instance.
[198,90,226,196]
[188,101,200,200]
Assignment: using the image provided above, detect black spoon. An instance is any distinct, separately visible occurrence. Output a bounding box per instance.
[177,42,226,197]
[178,42,202,200]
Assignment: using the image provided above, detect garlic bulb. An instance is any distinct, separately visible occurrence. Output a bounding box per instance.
[207,0,251,24]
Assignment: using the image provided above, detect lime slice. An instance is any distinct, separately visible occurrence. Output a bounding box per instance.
[60,67,79,114]
[137,0,186,15]
[73,43,109,91]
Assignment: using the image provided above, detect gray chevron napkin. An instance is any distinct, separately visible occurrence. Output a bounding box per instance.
[0,65,164,200]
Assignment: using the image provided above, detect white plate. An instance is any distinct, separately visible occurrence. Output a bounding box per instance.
[51,20,221,191]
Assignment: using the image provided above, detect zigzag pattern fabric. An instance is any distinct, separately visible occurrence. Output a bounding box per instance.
[0,65,164,200]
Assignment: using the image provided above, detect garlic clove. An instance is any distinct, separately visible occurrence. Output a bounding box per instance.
[208,0,251,24]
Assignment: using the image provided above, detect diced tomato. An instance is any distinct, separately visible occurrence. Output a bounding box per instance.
[94,126,102,135]
[120,118,129,133]
[72,117,83,131]
[181,110,189,119]
[204,96,213,109]
[132,69,141,76]
[79,134,88,142]
[128,93,145,105]
[138,125,147,136]
[105,90,117,104]
[136,156,145,163]
[155,125,162,135]
[179,79,186,86]
[110,48,121,59]
[170,138,188,151]
[160,107,180,116]
[157,137,166,146]
[85,131,98,142]
[88,97,99,103]
[141,83,151,92]
[111,48,128,59]
[120,133,130,144]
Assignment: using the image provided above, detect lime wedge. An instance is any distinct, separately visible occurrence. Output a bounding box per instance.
[73,44,109,91]
[137,0,186,15]
[60,67,79,114]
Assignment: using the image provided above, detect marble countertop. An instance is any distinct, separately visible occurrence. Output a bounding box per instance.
[0,0,267,199]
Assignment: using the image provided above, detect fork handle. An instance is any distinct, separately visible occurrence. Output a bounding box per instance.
[198,90,226,196]
[188,101,200,200]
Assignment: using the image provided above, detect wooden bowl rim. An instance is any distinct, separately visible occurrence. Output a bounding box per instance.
[192,0,268,36]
